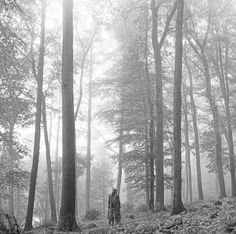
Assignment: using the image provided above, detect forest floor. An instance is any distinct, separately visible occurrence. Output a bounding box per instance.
[26,197,236,234]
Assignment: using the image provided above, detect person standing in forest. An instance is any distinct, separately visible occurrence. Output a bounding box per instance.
[108,188,121,226]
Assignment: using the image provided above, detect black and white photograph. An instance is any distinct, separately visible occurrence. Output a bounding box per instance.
[0,0,236,233]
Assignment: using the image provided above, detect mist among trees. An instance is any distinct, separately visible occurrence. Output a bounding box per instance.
[1,0,236,233]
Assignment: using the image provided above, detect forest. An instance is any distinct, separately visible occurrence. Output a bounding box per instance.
[1,0,236,233]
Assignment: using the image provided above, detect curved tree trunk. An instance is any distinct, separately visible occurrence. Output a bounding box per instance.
[24,1,46,230]
[214,41,236,197]
[187,7,226,198]
[201,51,226,198]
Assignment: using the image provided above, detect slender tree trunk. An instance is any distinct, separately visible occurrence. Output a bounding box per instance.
[172,0,185,215]
[54,104,61,214]
[184,161,189,204]
[144,129,150,208]
[151,0,165,211]
[117,92,124,195]
[102,169,105,215]
[8,122,14,215]
[86,48,93,213]
[215,41,236,196]
[74,31,96,120]
[24,1,46,230]
[184,55,204,200]
[144,7,154,210]
[58,0,77,230]
[117,118,123,195]
[124,169,133,209]
[139,12,150,207]
[0,143,5,210]
[16,187,20,221]
[44,180,49,222]
[43,98,57,222]
[183,88,192,203]
[140,80,150,208]
[187,12,226,198]
[201,50,226,198]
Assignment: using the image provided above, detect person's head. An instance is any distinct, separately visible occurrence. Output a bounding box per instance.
[112,188,117,196]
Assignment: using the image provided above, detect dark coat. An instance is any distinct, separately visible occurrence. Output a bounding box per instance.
[108,194,121,224]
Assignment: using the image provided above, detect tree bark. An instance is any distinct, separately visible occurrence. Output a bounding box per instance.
[54,102,61,214]
[116,103,124,196]
[214,41,236,196]
[172,0,185,215]
[143,5,154,210]
[151,0,177,211]
[184,55,204,200]
[8,122,14,215]
[42,97,57,223]
[151,0,164,211]
[58,0,78,230]
[183,87,192,203]
[44,180,49,222]
[86,48,93,213]
[187,10,226,198]
[201,50,226,198]
[24,1,46,230]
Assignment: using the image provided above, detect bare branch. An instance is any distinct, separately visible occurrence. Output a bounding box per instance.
[159,0,177,49]
[74,29,97,121]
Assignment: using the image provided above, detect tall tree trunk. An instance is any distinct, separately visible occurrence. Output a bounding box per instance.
[187,9,226,198]
[54,102,61,214]
[172,0,185,215]
[144,127,150,208]
[215,41,236,196]
[151,0,165,211]
[24,1,46,230]
[117,108,124,196]
[8,122,14,215]
[43,98,57,222]
[201,50,226,198]
[149,114,155,211]
[183,88,192,203]
[102,168,105,215]
[144,5,154,210]
[124,169,133,209]
[117,13,130,196]
[16,187,20,221]
[86,48,93,213]
[58,0,77,230]
[184,55,204,200]
[44,180,49,222]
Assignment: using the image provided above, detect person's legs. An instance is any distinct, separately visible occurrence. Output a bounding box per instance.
[114,210,121,225]
[108,208,114,226]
